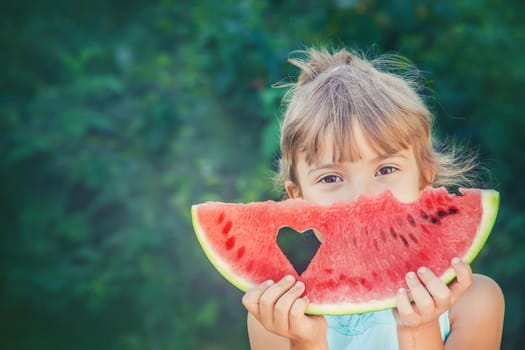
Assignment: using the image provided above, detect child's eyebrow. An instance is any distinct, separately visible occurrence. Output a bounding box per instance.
[373,152,409,162]
[307,163,340,175]
[308,152,409,174]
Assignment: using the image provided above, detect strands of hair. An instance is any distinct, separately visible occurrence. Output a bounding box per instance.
[273,47,480,196]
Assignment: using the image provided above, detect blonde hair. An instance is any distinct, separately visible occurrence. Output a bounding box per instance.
[275,47,477,194]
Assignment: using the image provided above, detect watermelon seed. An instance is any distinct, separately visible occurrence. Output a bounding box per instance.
[390,227,398,239]
[430,217,440,224]
[399,234,409,248]
[448,207,458,215]
[217,212,225,224]
[225,236,236,250]
[408,233,419,244]
[359,278,373,291]
[420,210,429,220]
[407,214,416,227]
[222,220,233,235]
[236,246,246,260]
[421,225,431,235]
[437,209,447,217]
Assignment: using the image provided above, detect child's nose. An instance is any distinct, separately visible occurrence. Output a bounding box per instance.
[345,180,374,202]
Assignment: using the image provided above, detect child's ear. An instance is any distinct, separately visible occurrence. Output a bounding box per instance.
[285,180,302,199]
[421,163,436,189]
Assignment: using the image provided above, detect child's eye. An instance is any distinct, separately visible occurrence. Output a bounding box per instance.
[375,166,398,176]
[319,175,342,184]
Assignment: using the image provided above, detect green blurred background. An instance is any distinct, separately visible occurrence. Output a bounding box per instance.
[1,0,524,349]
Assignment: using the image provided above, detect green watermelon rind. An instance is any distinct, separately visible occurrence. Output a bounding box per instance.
[191,189,500,315]
[306,189,500,315]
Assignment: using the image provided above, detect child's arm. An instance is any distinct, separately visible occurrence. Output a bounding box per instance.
[443,273,504,349]
[242,276,328,350]
[394,259,504,350]
[246,313,290,349]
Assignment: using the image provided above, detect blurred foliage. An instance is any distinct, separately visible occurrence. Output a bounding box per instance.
[1,0,524,349]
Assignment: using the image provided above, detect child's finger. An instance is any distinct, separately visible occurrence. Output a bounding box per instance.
[417,267,451,312]
[273,281,306,333]
[289,296,311,335]
[287,297,328,343]
[258,275,296,328]
[449,258,473,304]
[242,280,275,316]
[405,271,435,317]
[394,288,417,325]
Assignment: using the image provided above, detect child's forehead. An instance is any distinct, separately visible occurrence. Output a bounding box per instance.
[300,140,411,166]
[299,121,412,165]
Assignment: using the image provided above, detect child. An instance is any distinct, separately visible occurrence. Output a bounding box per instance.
[241,48,504,349]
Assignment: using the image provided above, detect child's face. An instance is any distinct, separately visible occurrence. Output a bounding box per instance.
[286,122,423,206]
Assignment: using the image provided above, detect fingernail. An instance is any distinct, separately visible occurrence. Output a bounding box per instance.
[452,257,461,265]
[398,288,406,295]
[407,272,417,280]
[295,281,304,289]
[284,275,294,282]
[264,280,274,286]
[418,267,427,275]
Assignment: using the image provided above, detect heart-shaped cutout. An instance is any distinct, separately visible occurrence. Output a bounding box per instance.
[276,227,322,276]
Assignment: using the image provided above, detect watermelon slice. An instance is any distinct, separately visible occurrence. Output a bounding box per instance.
[191,187,499,315]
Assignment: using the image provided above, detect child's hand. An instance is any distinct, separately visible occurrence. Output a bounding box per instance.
[242,275,328,347]
[393,257,472,329]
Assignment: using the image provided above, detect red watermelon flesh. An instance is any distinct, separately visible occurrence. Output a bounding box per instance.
[191,187,499,315]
